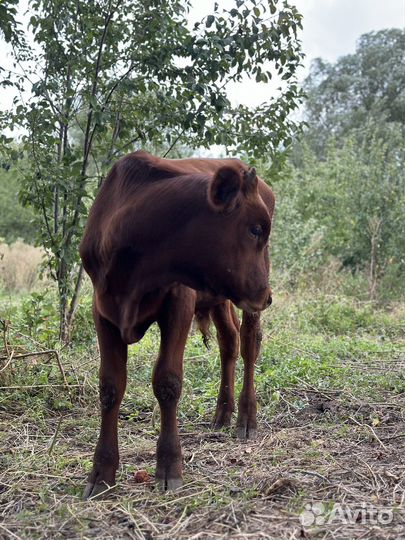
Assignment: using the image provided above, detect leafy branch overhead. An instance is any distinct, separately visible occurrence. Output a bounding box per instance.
[12,0,304,154]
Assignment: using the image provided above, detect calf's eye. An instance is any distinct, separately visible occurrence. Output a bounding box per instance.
[249,224,263,238]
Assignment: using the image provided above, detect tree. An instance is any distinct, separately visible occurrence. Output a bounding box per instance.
[276,28,405,298]
[0,160,35,244]
[0,0,20,45]
[1,0,304,341]
[271,125,404,297]
[301,28,405,156]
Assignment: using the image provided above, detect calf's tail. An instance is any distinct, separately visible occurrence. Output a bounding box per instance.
[194,308,211,349]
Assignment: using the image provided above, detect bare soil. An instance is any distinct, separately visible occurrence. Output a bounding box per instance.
[1,384,404,540]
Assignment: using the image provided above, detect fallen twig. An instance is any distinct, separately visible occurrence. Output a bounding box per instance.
[349,415,388,450]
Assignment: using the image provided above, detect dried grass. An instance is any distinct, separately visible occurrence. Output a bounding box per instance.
[0,318,404,540]
[1,387,404,540]
[0,241,44,292]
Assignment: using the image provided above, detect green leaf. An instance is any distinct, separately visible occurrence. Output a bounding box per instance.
[206,15,215,28]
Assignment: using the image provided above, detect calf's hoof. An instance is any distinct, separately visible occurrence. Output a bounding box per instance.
[236,414,258,440]
[236,426,258,440]
[155,476,183,491]
[155,438,183,491]
[82,480,115,500]
[212,407,233,430]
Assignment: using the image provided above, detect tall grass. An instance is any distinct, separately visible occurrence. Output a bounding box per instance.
[0,240,44,293]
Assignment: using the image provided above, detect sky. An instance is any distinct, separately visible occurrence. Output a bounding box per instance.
[298,0,404,65]
[0,0,404,112]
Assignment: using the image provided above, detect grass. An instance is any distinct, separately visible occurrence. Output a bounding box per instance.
[0,282,404,539]
[0,241,44,293]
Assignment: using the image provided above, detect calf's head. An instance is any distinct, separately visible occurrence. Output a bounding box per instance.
[190,165,274,312]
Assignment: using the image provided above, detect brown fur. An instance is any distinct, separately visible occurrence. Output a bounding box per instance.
[80,151,275,498]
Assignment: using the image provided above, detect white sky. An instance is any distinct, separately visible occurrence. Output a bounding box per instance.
[298,0,404,65]
[0,0,404,111]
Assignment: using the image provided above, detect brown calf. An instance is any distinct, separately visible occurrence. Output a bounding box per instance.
[79,151,275,497]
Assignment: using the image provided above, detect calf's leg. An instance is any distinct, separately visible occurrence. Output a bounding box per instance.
[211,301,240,428]
[236,311,262,440]
[83,307,127,499]
[152,287,195,490]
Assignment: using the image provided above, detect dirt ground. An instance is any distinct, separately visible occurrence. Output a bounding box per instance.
[1,296,404,540]
[1,384,404,540]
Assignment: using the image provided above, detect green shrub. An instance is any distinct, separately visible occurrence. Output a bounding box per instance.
[20,289,59,346]
[69,293,96,346]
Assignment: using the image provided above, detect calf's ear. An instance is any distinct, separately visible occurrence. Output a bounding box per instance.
[208,166,242,212]
[243,167,258,194]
